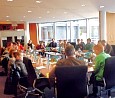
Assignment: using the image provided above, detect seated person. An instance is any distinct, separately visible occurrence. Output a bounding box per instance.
[27,40,34,50]
[17,40,24,51]
[49,45,85,86]
[13,51,28,77]
[81,39,85,49]
[48,38,57,48]
[89,44,110,96]
[85,38,94,52]
[36,41,45,50]
[101,40,114,56]
[75,39,84,51]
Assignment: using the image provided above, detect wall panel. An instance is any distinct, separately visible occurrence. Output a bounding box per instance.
[106,12,115,45]
[29,23,37,45]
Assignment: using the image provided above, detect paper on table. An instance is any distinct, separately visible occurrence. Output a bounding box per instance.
[36,66,46,70]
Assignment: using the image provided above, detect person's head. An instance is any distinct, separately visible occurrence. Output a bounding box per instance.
[98,40,101,44]
[81,39,83,42]
[76,39,80,44]
[101,40,107,46]
[13,51,21,60]
[52,38,55,42]
[64,40,67,43]
[93,44,104,55]
[28,40,32,44]
[17,40,21,45]
[65,45,75,57]
[87,38,91,43]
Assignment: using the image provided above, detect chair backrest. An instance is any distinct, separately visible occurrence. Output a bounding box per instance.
[23,57,37,86]
[103,56,115,89]
[55,65,88,98]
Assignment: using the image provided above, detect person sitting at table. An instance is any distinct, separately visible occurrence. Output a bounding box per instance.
[85,38,94,52]
[49,45,85,86]
[17,40,24,51]
[89,44,110,97]
[101,40,114,56]
[36,41,45,50]
[27,40,34,50]
[13,51,28,77]
[48,38,57,48]
[81,39,85,49]
[75,39,84,51]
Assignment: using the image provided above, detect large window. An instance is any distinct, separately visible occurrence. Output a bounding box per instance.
[39,18,99,43]
[55,22,67,40]
[40,23,54,41]
[70,21,78,42]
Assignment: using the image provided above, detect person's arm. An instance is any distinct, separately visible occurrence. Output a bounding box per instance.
[94,57,103,74]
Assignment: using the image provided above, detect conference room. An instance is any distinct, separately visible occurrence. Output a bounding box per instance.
[0,0,115,98]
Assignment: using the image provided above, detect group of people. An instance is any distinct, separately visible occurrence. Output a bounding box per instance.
[0,38,114,97]
[0,40,27,77]
[49,39,112,97]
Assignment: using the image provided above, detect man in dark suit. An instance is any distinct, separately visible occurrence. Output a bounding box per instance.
[48,38,57,48]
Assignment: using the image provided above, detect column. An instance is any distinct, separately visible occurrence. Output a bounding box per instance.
[24,22,30,46]
[99,11,107,40]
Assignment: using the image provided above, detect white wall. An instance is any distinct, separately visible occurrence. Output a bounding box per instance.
[0,30,25,47]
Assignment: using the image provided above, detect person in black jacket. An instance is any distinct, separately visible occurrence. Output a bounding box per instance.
[48,38,57,48]
[101,40,114,56]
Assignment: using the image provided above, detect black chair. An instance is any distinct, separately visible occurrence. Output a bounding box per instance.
[17,57,50,98]
[102,56,115,97]
[55,66,88,98]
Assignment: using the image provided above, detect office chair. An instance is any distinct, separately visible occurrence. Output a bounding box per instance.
[102,56,115,97]
[55,66,88,98]
[17,57,50,98]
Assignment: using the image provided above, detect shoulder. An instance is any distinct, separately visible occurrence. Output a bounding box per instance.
[56,59,65,66]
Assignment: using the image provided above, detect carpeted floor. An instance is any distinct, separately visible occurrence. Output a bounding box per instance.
[0,66,14,98]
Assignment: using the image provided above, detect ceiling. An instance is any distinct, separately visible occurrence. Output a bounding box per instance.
[0,0,115,23]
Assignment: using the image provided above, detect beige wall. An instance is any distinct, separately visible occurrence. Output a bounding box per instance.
[106,12,115,45]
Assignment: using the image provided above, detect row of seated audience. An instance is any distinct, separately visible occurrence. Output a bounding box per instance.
[26,38,114,57]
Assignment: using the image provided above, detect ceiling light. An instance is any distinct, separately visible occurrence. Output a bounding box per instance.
[100,5,104,8]
[28,11,32,13]
[7,0,13,1]
[6,16,10,17]
[47,11,50,13]
[64,12,67,14]
[81,4,85,7]
[36,0,42,3]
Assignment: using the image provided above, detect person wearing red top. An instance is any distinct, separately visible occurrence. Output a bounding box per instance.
[17,40,24,51]
[36,42,45,50]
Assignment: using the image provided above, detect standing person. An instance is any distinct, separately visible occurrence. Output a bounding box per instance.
[48,38,57,48]
[49,45,85,86]
[89,44,110,97]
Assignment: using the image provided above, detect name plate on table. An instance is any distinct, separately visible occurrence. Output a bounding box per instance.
[36,66,46,70]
